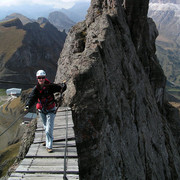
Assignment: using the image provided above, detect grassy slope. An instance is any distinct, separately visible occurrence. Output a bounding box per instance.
[0,142,21,177]
[0,89,7,106]
[0,89,33,178]
[0,24,26,63]
[0,96,25,151]
[0,89,6,96]
[155,34,180,99]
[167,87,180,101]
[156,35,180,85]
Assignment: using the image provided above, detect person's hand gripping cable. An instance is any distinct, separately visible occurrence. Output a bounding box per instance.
[24,105,29,112]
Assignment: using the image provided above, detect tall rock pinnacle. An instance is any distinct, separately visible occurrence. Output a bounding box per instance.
[55,0,180,179]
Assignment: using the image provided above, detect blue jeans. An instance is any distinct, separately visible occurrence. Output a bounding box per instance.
[39,108,56,149]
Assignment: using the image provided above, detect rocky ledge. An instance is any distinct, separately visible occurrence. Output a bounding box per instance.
[55,0,180,179]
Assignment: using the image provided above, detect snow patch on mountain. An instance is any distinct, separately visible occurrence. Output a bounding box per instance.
[149,3,180,17]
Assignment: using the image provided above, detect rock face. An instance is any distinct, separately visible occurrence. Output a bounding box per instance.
[0,18,66,89]
[55,0,180,179]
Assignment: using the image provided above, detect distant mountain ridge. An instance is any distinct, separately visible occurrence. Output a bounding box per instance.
[0,2,91,32]
[1,12,76,32]
[1,13,33,25]
[0,2,90,23]
[150,0,180,3]
[0,18,66,89]
[48,11,75,32]
[59,2,90,22]
[149,0,180,43]
[148,0,180,86]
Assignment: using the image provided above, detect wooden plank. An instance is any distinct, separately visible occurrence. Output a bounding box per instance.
[10,107,79,179]
[9,173,79,180]
[26,145,78,157]
[36,116,73,128]
[20,158,78,166]
[36,125,74,131]
[16,165,79,172]
[28,140,76,149]
[33,137,76,145]
[26,151,78,158]
[37,119,73,128]
[33,130,75,140]
[11,172,79,178]
[53,128,75,134]
[53,141,76,148]
[57,107,71,111]
[27,144,77,153]
[33,136,75,144]
[33,128,75,137]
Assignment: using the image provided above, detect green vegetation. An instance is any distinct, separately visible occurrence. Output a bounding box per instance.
[167,88,180,100]
[0,142,21,178]
[0,89,6,96]
[155,34,180,100]
[0,101,6,106]
[0,92,27,177]
[156,35,180,86]
[0,23,26,63]
[0,89,8,107]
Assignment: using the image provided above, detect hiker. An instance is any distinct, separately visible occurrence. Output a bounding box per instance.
[24,70,66,153]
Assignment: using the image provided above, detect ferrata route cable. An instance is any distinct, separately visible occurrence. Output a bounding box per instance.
[0,80,36,86]
[0,111,27,137]
[63,107,69,180]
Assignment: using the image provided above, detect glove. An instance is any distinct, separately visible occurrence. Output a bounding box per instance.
[24,106,29,112]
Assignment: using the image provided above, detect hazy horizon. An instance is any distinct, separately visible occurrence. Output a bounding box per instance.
[0,0,90,20]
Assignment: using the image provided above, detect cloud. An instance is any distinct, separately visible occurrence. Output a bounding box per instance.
[0,0,24,7]
[0,0,90,9]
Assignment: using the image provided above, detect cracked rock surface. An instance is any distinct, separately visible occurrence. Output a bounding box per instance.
[55,0,180,179]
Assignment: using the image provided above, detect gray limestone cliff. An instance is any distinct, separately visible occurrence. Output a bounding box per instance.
[55,0,180,179]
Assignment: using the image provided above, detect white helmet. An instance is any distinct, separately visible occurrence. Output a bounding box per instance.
[36,70,46,77]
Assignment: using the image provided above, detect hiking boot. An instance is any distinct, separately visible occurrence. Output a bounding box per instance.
[42,142,46,146]
[47,148,53,153]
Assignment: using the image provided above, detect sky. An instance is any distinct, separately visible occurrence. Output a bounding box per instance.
[0,0,91,19]
[0,0,90,9]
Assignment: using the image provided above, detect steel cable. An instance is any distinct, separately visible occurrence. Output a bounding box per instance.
[0,80,36,86]
[63,107,69,180]
[0,112,27,137]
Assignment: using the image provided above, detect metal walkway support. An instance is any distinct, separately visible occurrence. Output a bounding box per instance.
[9,107,79,180]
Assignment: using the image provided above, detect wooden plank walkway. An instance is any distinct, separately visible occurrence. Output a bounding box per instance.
[9,107,79,180]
